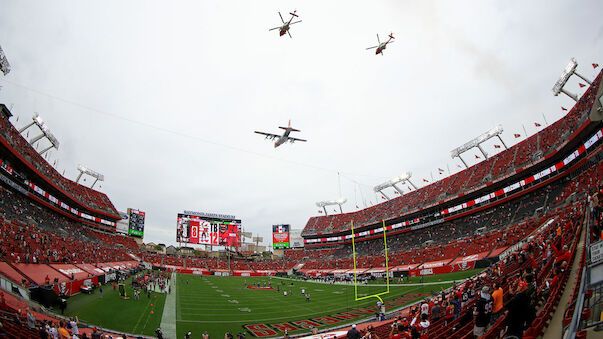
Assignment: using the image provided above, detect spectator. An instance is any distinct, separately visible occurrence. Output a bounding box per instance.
[451,294,461,319]
[420,299,429,317]
[388,323,405,339]
[91,327,102,339]
[362,325,379,339]
[347,324,361,339]
[473,286,493,338]
[444,301,454,325]
[524,274,538,325]
[58,321,70,339]
[555,245,571,265]
[506,278,530,337]
[68,317,79,337]
[38,322,49,339]
[431,300,441,321]
[490,281,504,323]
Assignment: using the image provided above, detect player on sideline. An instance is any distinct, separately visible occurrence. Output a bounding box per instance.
[306,293,310,302]
[284,290,287,297]
[301,288,305,295]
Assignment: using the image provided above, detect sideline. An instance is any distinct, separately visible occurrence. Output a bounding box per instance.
[160,272,177,339]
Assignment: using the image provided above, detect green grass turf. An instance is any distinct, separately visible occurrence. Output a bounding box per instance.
[175,270,481,338]
[57,268,480,338]
[58,276,166,337]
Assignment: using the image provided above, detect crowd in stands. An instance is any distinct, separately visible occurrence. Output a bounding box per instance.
[304,70,602,237]
[0,185,134,268]
[0,112,119,217]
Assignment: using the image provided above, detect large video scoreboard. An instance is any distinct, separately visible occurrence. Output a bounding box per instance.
[127,208,145,237]
[177,211,241,247]
[272,224,290,249]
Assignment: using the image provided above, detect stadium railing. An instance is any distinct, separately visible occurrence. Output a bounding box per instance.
[562,207,603,338]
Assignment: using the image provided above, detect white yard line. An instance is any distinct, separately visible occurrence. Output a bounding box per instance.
[160,272,177,339]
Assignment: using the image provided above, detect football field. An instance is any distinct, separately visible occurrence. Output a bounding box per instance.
[60,269,480,338]
[174,270,480,338]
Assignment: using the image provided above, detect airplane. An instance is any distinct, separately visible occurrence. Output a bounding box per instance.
[269,10,302,38]
[254,120,307,148]
[366,33,395,55]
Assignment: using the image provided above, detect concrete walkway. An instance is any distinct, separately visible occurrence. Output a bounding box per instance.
[160,272,177,339]
[542,221,586,338]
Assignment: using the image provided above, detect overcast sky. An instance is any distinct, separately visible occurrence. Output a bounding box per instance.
[0,0,602,248]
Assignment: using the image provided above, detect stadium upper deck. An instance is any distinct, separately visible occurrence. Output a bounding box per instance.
[0,108,120,220]
[302,70,603,238]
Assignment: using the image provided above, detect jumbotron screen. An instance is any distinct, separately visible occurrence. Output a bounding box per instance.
[127,208,145,238]
[272,224,290,249]
[177,212,241,247]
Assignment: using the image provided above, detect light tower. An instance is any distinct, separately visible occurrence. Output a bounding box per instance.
[18,113,60,155]
[552,58,593,102]
[316,198,347,216]
[75,164,105,189]
[451,125,505,168]
[373,172,414,199]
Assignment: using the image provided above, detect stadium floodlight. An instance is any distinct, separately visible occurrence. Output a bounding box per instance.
[450,125,505,168]
[252,236,263,253]
[0,45,10,76]
[76,164,105,188]
[316,197,347,215]
[552,58,593,102]
[18,113,60,155]
[374,172,413,198]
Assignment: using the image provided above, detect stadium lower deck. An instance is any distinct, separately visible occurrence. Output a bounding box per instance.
[0,72,602,337]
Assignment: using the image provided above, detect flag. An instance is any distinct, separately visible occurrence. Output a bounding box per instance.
[475,154,480,159]
[318,210,322,213]
[355,205,359,209]
[561,107,567,111]
[534,122,542,127]
[423,178,429,183]
[26,131,29,138]
[438,168,444,173]
[457,164,462,168]
[333,209,337,213]
[579,83,586,88]
[15,116,19,122]
[594,63,599,69]
[494,144,501,149]
[53,160,56,166]
[407,186,412,190]
[62,170,65,175]
[394,191,400,194]
[514,133,521,138]
[382,196,386,200]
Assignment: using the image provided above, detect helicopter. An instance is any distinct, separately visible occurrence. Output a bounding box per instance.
[366,33,395,55]
[269,10,302,38]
